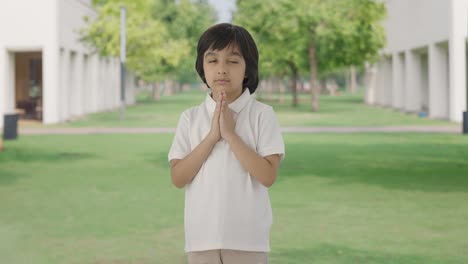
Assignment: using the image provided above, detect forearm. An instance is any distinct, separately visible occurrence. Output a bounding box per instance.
[226,134,277,187]
[171,135,217,188]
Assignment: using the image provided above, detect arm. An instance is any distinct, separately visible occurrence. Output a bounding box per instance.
[225,134,281,187]
[170,91,222,189]
[219,91,281,187]
[170,135,218,188]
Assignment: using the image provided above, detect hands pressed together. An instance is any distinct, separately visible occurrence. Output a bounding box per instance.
[208,90,236,144]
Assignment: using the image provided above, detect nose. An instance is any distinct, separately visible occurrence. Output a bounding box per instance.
[217,63,226,75]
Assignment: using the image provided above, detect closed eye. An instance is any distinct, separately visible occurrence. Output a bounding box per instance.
[208,60,217,63]
[229,61,239,64]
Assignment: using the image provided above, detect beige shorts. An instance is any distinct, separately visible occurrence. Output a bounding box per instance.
[187,249,268,264]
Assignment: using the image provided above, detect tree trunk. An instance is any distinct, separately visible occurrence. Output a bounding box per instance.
[266,78,272,101]
[351,65,357,94]
[273,76,280,101]
[152,82,160,101]
[288,62,298,107]
[309,41,319,111]
[346,69,351,93]
[164,79,173,96]
[279,78,285,103]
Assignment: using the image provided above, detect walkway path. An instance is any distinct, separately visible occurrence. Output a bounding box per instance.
[18,126,461,135]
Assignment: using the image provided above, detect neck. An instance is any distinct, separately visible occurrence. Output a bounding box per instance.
[225,90,243,104]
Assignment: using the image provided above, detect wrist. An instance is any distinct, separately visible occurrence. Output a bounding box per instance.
[224,132,238,144]
[206,132,219,146]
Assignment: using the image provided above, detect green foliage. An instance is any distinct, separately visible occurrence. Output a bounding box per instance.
[234,0,386,75]
[81,0,216,83]
[234,0,308,78]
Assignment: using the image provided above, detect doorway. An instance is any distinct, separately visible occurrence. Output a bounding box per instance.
[15,52,43,121]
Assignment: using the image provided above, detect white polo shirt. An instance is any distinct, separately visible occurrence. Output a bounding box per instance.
[168,89,285,253]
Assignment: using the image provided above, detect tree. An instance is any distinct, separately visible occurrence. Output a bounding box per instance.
[153,0,216,85]
[234,0,386,110]
[81,0,216,98]
[235,0,308,107]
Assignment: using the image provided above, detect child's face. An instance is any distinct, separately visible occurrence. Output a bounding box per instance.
[203,44,246,100]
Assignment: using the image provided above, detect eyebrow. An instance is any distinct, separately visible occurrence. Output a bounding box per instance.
[204,51,243,58]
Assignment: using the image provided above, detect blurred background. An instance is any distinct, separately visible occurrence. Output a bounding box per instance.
[0,0,467,263]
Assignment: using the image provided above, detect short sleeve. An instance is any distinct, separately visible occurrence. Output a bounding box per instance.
[168,111,191,162]
[257,107,285,161]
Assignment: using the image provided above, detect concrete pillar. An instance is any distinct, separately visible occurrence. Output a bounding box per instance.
[113,58,119,108]
[82,54,90,114]
[96,57,102,111]
[405,50,421,112]
[0,50,15,127]
[383,57,393,107]
[59,48,70,121]
[364,63,377,105]
[421,53,429,112]
[126,70,135,105]
[429,43,449,119]
[69,51,77,117]
[90,54,99,113]
[75,53,83,116]
[375,60,385,105]
[448,0,467,122]
[43,45,60,124]
[0,49,5,127]
[392,52,405,109]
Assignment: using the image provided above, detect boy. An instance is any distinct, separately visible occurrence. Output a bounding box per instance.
[168,23,285,264]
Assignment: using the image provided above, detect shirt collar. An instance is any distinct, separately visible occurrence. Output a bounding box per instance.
[205,89,251,114]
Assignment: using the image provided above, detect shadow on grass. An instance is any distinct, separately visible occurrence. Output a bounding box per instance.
[0,168,28,185]
[280,141,468,193]
[271,243,460,264]
[0,145,96,185]
[0,147,95,163]
[143,151,169,168]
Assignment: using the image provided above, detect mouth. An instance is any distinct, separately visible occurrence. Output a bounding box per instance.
[215,79,230,84]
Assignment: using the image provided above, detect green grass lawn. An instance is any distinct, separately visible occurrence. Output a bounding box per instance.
[30,89,456,128]
[1,133,467,263]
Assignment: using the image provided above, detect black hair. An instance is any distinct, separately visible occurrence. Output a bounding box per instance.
[195,23,259,93]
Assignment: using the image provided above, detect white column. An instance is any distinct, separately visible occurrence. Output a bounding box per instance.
[69,52,77,117]
[0,49,15,127]
[375,60,385,105]
[98,57,105,111]
[82,55,89,114]
[429,43,449,119]
[383,57,393,107]
[448,0,467,122]
[113,58,119,108]
[90,54,99,113]
[405,50,421,112]
[126,70,135,105]
[75,53,83,116]
[364,63,377,105]
[0,48,5,127]
[392,52,405,109]
[42,0,60,124]
[59,49,70,121]
[420,53,429,112]
[43,45,60,124]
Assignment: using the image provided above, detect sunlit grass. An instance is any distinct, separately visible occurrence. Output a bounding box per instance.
[29,89,455,128]
[1,133,467,263]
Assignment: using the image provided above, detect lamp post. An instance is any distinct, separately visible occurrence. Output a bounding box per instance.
[120,6,126,121]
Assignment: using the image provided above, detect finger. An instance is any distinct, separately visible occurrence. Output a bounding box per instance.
[221,99,226,113]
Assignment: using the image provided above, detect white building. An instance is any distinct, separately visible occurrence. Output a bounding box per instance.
[0,0,136,127]
[366,0,468,122]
